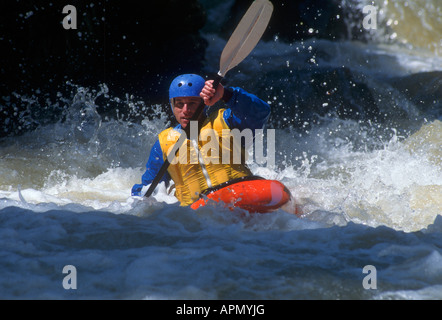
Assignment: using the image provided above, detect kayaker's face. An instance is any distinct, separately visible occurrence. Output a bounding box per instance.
[173,97,203,128]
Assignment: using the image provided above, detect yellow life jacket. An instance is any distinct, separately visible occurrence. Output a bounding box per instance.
[158,108,252,206]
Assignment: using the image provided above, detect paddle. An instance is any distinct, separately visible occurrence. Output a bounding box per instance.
[144,0,273,199]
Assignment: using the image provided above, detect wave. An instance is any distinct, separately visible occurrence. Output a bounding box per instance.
[353,0,442,55]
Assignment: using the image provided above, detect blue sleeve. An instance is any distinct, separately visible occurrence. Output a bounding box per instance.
[131,139,171,196]
[223,87,270,131]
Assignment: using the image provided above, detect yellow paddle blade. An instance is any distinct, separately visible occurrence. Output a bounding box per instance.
[219,0,273,77]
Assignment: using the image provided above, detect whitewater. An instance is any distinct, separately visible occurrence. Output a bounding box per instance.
[1,1,442,300]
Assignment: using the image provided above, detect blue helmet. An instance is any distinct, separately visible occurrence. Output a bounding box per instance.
[169,74,205,110]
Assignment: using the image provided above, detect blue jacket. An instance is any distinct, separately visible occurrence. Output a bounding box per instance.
[131,87,270,196]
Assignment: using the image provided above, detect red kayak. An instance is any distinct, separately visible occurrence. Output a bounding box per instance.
[191,176,300,214]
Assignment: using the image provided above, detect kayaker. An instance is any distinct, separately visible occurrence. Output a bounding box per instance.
[131,73,271,206]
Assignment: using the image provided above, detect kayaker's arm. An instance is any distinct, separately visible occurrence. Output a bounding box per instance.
[200,81,270,131]
[223,87,271,131]
[131,139,170,196]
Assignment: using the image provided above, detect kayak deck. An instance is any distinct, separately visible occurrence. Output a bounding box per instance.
[190,176,296,214]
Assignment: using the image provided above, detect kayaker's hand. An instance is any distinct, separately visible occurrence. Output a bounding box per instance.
[200,80,224,106]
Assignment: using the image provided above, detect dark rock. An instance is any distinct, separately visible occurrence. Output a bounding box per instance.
[0,0,207,137]
[222,0,352,43]
[260,66,379,128]
[389,71,442,119]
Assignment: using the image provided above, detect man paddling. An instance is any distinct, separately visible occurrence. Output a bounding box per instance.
[131,74,271,206]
